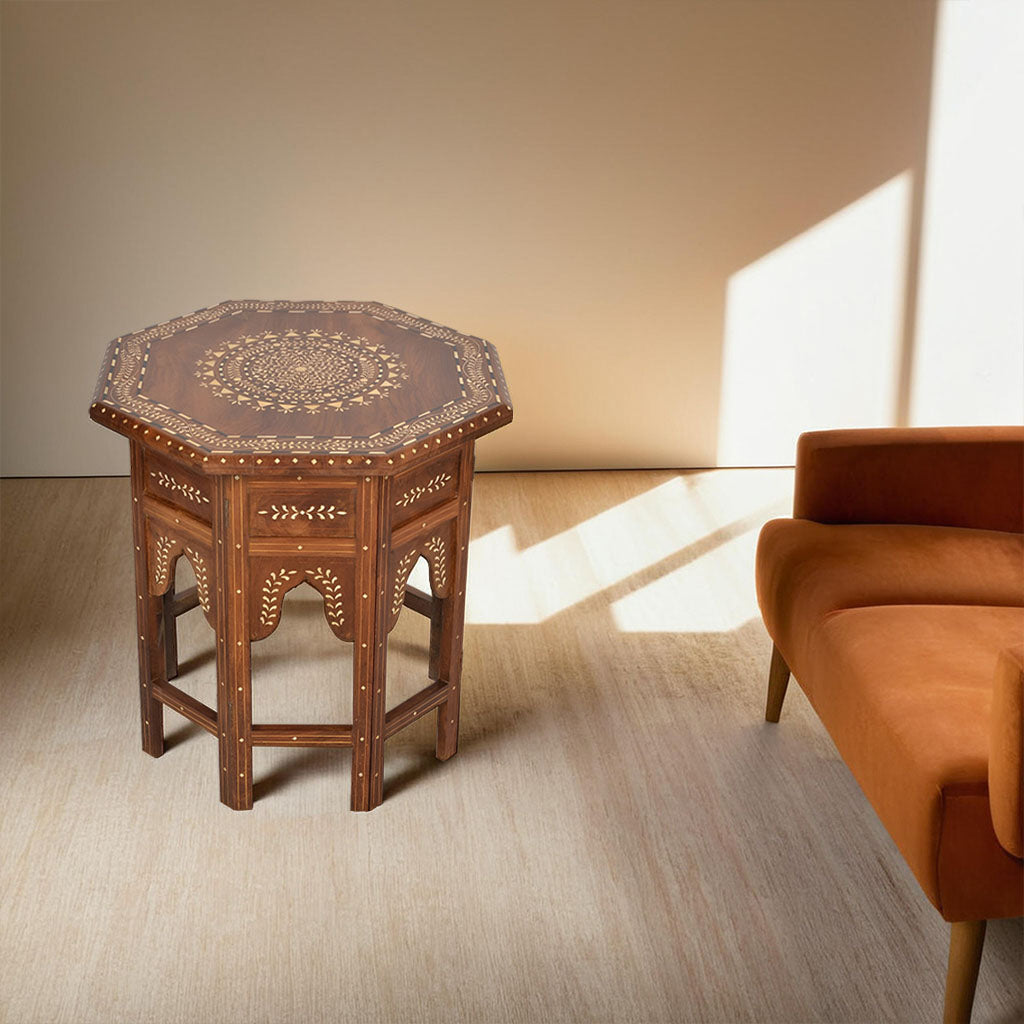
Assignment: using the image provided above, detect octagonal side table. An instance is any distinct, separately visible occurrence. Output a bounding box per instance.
[90,299,512,811]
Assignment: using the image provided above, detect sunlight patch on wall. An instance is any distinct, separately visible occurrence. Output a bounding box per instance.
[909,0,1024,425]
[717,173,912,466]
[461,470,791,626]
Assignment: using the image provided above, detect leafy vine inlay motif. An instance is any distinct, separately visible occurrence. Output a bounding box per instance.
[425,536,449,592]
[306,567,345,628]
[183,546,211,614]
[152,535,176,590]
[391,550,419,616]
[150,469,209,506]
[257,567,346,632]
[257,503,346,521]
[259,569,299,628]
[394,472,453,509]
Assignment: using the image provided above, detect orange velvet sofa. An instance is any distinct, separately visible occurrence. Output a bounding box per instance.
[755,427,1023,1023]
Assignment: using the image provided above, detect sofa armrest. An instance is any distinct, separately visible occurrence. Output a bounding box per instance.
[990,644,1024,860]
[793,427,1024,531]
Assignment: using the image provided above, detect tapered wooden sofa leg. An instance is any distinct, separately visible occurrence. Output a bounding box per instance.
[765,643,791,723]
[943,920,986,1024]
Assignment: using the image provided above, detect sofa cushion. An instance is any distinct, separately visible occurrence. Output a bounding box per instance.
[756,520,1024,676]
[804,604,1024,922]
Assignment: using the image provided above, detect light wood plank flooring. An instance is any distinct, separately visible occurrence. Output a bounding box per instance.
[1,472,1020,1024]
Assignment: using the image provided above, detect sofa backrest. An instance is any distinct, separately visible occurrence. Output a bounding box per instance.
[794,427,1024,534]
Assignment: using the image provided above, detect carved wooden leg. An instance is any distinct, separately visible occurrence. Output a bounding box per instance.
[943,920,986,1024]
[216,633,253,810]
[436,444,474,761]
[427,598,443,682]
[130,442,165,757]
[162,584,180,681]
[352,476,390,811]
[765,643,791,723]
[214,475,252,810]
[136,588,167,757]
[352,620,387,811]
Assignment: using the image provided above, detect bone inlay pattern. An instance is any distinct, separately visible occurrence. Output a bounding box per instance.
[183,546,211,613]
[149,469,209,506]
[149,534,210,614]
[395,472,453,509]
[258,568,345,631]
[195,329,407,414]
[390,535,451,618]
[306,567,345,628]
[152,534,176,591]
[424,536,449,592]
[92,300,511,459]
[259,569,299,628]
[392,550,419,616]
[257,503,347,521]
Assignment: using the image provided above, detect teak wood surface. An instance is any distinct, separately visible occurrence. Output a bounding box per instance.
[91,300,512,811]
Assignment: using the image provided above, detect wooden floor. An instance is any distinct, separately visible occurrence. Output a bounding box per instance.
[1,472,1020,1024]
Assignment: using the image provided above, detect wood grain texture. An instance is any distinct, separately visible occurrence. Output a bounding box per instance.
[765,642,791,723]
[1,473,1020,1024]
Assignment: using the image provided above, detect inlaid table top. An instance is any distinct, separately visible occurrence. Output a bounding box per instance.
[90,299,512,472]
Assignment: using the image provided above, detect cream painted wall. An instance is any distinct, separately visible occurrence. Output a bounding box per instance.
[1,0,942,475]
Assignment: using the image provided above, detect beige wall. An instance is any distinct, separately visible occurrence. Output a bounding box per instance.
[0,0,949,474]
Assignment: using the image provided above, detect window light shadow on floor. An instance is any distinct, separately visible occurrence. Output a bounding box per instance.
[455,468,792,632]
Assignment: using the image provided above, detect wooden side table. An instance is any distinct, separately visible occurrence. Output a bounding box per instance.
[90,300,512,811]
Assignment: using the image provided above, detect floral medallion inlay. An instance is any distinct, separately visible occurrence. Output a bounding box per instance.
[195,329,407,414]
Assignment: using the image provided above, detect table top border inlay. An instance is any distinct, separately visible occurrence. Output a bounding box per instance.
[90,299,512,474]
